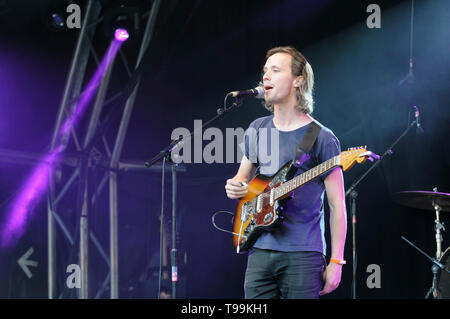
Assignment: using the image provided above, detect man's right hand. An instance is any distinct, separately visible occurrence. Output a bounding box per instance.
[225,179,248,199]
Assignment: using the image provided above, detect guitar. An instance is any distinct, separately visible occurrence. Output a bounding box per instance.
[232,147,379,253]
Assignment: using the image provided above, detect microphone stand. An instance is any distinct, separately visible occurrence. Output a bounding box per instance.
[170,162,177,298]
[401,236,450,298]
[144,94,244,298]
[345,115,419,299]
[144,94,243,168]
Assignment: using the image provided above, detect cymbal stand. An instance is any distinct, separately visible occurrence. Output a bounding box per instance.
[424,264,440,299]
[432,187,445,260]
[401,236,450,299]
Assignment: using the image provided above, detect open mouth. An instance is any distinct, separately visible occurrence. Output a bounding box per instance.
[264,85,273,92]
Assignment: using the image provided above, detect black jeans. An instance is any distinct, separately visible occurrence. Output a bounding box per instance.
[244,248,326,299]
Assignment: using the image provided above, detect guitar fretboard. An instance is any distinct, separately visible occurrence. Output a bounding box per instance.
[274,155,339,200]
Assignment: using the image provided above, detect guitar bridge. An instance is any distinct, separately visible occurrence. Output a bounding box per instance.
[241,201,254,222]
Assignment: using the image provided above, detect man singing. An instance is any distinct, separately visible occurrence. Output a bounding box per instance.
[225,46,347,299]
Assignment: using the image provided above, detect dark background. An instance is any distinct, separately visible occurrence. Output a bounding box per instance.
[0,0,449,299]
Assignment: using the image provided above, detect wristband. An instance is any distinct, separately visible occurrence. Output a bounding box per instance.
[330,258,346,265]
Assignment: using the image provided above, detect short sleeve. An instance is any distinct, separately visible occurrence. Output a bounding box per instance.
[239,118,264,167]
[317,132,341,182]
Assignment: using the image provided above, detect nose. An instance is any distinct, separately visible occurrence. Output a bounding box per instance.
[263,70,270,82]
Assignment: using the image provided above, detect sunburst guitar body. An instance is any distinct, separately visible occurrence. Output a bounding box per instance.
[231,147,379,253]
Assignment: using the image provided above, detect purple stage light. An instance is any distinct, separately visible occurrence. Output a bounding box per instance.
[114,28,129,42]
[0,145,62,247]
[60,39,122,137]
[0,35,126,248]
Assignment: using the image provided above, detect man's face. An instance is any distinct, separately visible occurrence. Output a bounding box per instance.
[262,52,298,107]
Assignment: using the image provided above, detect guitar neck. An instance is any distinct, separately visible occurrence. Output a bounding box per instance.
[274,155,340,200]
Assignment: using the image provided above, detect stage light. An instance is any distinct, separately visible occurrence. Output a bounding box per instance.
[0,35,125,248]
[103,3,141,40]
[114,28,129,42]
[50,13,65,29]
[41,0,72,32]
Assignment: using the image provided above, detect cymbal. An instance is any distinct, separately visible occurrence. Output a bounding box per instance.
[392,191,450,212]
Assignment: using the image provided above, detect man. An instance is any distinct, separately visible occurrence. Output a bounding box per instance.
[225,46,347,299]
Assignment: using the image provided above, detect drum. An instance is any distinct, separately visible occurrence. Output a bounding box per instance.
[437,246,450,299]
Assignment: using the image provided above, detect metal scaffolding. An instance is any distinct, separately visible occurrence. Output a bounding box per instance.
[0,0,192,299]
[0,0,169,299]
[48,0,162,299]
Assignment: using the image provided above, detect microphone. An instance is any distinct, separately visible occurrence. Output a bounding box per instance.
[413,105,424,134]
[229,86,265,99]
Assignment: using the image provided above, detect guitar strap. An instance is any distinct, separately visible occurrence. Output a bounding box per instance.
[251,117,322,172]
[293,120,322,167]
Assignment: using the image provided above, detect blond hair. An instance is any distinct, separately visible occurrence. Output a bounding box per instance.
[262,46,314,114]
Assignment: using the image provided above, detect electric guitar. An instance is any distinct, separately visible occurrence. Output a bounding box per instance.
[232,147,379,253]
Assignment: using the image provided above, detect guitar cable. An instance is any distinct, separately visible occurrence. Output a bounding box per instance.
[211,211,247,238]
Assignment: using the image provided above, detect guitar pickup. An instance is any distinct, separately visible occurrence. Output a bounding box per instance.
[256,195,261,213]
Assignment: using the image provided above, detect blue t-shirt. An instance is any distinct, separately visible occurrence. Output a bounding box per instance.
[241,115,341,255]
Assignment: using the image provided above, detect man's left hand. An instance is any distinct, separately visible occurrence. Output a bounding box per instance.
[319,263,342,296]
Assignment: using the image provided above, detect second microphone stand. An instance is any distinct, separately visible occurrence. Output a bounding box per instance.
[345,112,419,299]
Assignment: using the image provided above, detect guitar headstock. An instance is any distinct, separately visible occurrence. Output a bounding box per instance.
[339,146,380,171]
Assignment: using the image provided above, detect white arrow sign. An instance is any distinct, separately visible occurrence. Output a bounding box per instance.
[18,247,38,279]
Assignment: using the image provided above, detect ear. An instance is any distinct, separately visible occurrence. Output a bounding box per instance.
[293,76,303,87]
